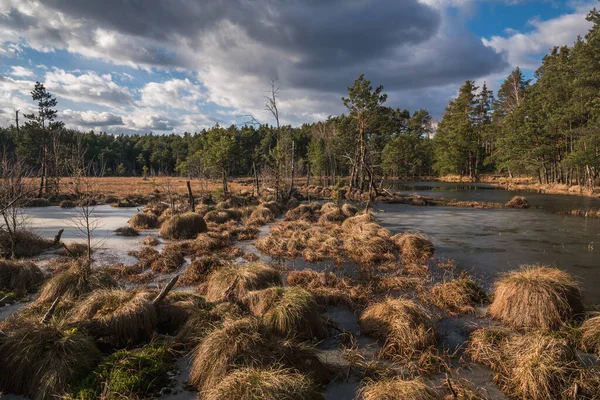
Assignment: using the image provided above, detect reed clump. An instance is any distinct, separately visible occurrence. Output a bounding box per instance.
[357,377,440,400]
[245,286,326,340]
[204,367,322,400]
[487,265,583,330]
[188,318,328,396]
[204,262,282,302]
[0,319,100,400]
[71,289,157,346]
[359,298,436,359]
[159,212,207,240]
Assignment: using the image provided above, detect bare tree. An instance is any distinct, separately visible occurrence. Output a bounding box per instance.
[265,78,282,200]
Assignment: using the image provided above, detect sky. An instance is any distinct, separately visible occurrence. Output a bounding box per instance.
[0,0,596,134]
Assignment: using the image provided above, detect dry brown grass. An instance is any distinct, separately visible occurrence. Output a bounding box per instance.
[189,318,328,396]
[159,212,207,240]
[245,286,326,340]
[0,319,100,400]
[149,249,185,273]
[342,221,397,266]
[466,327,511,372]
[0,229,55,258]
[393,233,434,264]
[204,208,242,224]
[488,265,583,330]
[427,278,488,315]
[179,256,229,286]
[581,313,600,356]
[37,262,117,303]
[285,203,320,221]
[499,333,577,400]
[0,259,45,294]
[128,212,159,229]
[71,289,157,346]
[505,196,530,209]
[249,204,276,223]
[142,235,160,246]
[204,367,322,400]
[358,377,440,400]
[360,298,436,359]
[204,262,282,302]
[286,269,367,309]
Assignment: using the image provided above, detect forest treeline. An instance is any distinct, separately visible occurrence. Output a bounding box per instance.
[1,6,600,195]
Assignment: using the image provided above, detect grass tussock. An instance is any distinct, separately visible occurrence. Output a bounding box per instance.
[64,242,90,258]
[0,320,100,400]
[114,226,139,236]
[205,262,282,302]
[427,278,487,315]
[37,263,117,303]
[250,205,276,224]
[245,286,326,340]
[156,292,212,336]
[204,367,322,400]
[0,259,45,294]
[581,313,600,356]
[179,256,229,286]
[69,343,174,400]
[71,289,157,346]
[189,318,328,396]
[149,249,185,273]
[505,196,530,209]
[142,235,160,246]
[159,212,207,240]
[204,208,242,224]
[0,229,54,258]
[360,298,436,359]
[488,265,583,330]
[393,232,435,264]
[128,212,159,229]
[466,327,512,371]
[286,269,366,308]
[60,199,77,208]
[358,377,440,400]
[285,203,320,221]
[342,219,397,266]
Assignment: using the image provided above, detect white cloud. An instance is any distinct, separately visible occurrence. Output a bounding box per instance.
[44,69,134,108]
[9,66,34,78]
[140,78,205,110]
[61,109,124,128]
[483,5,594,69]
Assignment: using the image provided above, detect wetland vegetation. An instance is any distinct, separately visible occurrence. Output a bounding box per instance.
[1,5,600,400]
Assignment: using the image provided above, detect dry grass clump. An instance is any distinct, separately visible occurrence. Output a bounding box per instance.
[261,201,282,215]
[149,249,185,273]
[340,211,376,231]
[286,269,364,308]
[71,289,157,346]
[37,263,117,303]
[155,292,213,337]
[64,242,89,258]
[286,197,300,210]
[393,233,435,264]
[128,212,159,229]
[0,229,54,258]
[357,377,440,400]
[195,203,215,217]
[488,265,583,330]
[249,204,276,223]
[466,327,511,371]
[343,221,397,266]
[285,203,320,221]
[505,195,530,209]
[189,318,328,396]
[129,246,160,268]
[427,278,487,315]
[341,203,358,217]
[204,208,242,224]
[0,319,100,400]
[318,207,347,225]
[204,367,322,400]
[0,259,44,293]
[114,226,139,236]
[245,286,326,340]
[159,212,207,240]
[360,298,436,358]
[142,235,160,246]
[581,313,600,356]
[180,256,229,286]
[60,199,76,208]
[499,333,577,400]
[205,262,282,302]
[104,263,154,284]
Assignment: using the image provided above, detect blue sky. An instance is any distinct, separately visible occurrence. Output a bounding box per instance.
[0,0,596,134]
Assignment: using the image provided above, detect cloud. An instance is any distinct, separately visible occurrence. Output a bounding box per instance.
[9,66,34,78]
[482,4,594,69]
[44,69,134,108]
[140,78,205,110]
[61,109,124,127]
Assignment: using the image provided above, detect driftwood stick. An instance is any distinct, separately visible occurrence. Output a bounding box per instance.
[186,180,195,211]
[62,242,75,257]
[41,296,61,324]
[153,275,179,305]
[446,374,458,399]
[53,228,64,245]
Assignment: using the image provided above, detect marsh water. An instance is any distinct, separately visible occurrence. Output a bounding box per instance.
[381,181,600,305]
[22,183,600,305]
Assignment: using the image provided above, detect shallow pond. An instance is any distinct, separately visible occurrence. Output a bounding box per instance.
[381,181,600,305]
[23,205,144,266]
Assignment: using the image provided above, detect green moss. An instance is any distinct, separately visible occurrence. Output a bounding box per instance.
[70,343,175,400]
